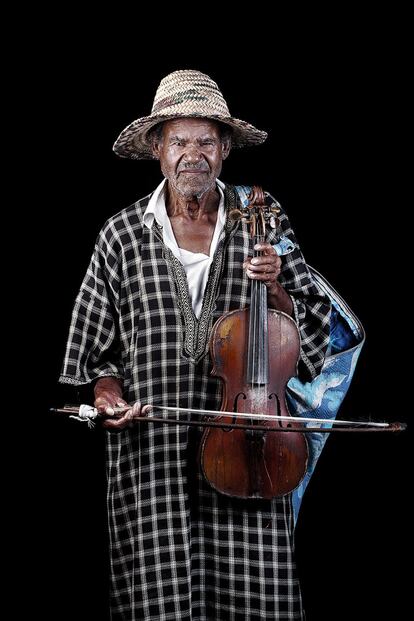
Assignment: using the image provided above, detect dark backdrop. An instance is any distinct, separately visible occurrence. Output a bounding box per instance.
[31,35,409,621]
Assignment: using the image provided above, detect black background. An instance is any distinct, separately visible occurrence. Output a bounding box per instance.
[28,17,410,621]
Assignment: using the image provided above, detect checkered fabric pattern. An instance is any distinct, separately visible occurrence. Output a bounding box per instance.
[60,184,331,620]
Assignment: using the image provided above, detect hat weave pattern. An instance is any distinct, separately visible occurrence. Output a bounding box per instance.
[113,70,267,160]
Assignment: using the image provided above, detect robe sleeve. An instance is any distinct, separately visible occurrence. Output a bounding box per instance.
[59,221,124,386]
[268,195,332,381]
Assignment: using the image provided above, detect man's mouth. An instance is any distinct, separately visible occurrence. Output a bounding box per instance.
[178,169,208,174]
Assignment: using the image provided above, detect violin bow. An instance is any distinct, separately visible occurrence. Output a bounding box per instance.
[50,404,406,433]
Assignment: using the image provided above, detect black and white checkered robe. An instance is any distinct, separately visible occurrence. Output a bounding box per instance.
[60,184,331,620]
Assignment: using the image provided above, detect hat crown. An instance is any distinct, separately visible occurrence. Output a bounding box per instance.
[151,70,231,118]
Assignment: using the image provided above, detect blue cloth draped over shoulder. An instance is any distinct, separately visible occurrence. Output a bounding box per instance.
[288,267,364,523]
[234,186,365,524]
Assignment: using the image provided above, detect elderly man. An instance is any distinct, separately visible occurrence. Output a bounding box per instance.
[60,70,332,620]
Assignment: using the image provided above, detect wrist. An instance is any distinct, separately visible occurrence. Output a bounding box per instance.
[267,282,293,316]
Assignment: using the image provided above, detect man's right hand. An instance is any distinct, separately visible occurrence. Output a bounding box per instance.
[94,377,151,430]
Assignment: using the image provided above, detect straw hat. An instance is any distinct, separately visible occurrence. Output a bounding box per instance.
[112,69,268,160]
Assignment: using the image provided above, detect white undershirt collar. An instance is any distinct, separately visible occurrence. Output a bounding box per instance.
[142,179,226,318]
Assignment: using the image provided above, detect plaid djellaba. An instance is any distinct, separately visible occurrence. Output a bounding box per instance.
[60,184,331,620]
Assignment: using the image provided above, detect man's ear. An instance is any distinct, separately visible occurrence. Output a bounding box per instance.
[222,140,231,161]
[151,142,160,159]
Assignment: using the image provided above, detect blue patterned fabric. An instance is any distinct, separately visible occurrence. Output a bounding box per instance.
[288,268,365,523]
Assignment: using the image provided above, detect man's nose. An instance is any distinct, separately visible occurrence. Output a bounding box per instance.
[183,145,202,162]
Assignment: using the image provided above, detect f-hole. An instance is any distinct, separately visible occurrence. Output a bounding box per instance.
[268,393,290,427]
[219,392,247,432]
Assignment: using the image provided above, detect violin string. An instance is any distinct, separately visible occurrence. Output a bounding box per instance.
[256,234,263,427]
[259,232,266,422]
[251,264,257,427]
[253,231,262,487]
[262,236,267,417]
[250,235,258,427]
[255,236,259,419]
[258,238,263,420]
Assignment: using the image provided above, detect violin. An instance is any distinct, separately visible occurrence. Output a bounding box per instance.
[200,186,309,499]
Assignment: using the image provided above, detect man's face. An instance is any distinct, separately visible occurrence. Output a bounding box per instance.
[151,118,230,200]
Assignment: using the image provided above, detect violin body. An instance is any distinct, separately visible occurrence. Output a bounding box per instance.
[200,307,309,499]
[200,186,309,499]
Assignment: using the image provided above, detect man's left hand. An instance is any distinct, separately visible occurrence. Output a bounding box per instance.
[243,242,293,316]
[243,242,281,294]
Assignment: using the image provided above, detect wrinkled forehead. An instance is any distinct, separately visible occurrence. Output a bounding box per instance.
[162,118,222,138]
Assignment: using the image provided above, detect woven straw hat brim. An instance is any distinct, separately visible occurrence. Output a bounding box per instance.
[112,113,268,160]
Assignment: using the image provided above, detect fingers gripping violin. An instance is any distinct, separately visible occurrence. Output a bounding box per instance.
[200,186,309,499]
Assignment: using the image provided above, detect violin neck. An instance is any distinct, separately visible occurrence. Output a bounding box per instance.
[247,235,269,384]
